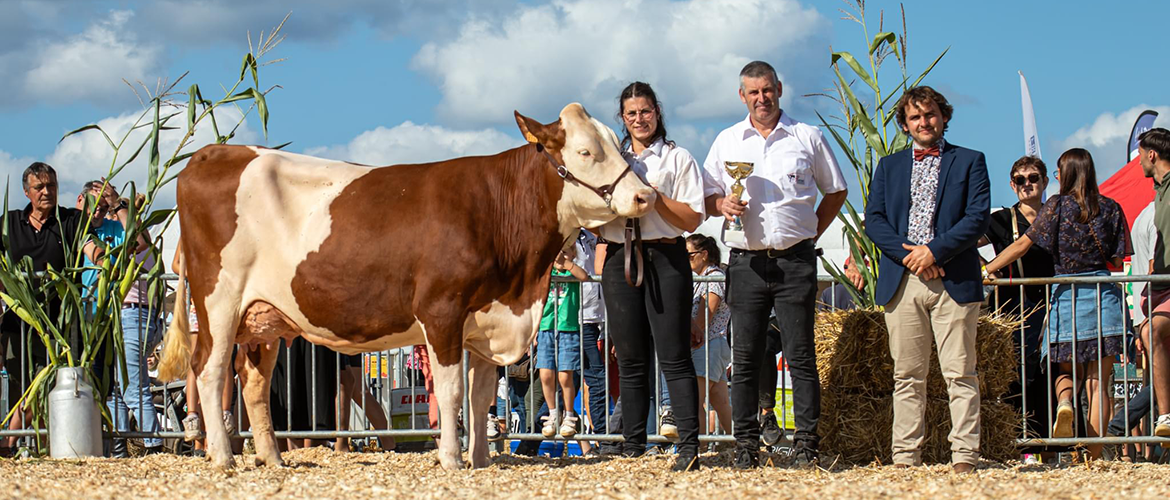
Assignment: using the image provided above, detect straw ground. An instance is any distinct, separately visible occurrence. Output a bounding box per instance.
[0,448,1166,499]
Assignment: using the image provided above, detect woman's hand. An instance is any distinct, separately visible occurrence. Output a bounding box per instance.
[690,321,705,350]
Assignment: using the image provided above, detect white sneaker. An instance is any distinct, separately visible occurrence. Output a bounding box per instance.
[541,409,561,439]
[182,413,204,442]
[560,413,579,438]
[1053,401,1074,438]
[1155,413,1170,437]
[487,414,503,441]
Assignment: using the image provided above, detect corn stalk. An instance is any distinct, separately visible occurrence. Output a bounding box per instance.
[811,2,947,308]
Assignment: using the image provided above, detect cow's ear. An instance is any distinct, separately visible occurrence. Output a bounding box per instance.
[515,111,546,144]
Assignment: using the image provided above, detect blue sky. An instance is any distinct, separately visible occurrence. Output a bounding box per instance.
[2,0,1168,218]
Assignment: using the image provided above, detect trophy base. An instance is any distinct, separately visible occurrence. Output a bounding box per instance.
[724,229,746,245]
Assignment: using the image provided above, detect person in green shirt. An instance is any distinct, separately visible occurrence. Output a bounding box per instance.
[536,245,590,441]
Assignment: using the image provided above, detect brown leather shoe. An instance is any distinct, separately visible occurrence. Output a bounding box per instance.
[952,462,976,474]
[893,463,912,469]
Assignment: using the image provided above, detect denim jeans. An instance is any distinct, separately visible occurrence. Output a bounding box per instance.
[580,322,609,433]
[106,305,164,448]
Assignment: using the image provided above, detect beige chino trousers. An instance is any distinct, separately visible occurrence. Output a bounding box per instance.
[884,273,981,466]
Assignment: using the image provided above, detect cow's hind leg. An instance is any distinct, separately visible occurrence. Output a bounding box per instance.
[198,315,240,470]
[425,341,466,470]
[467,353,497,468]
[238,342,282,466]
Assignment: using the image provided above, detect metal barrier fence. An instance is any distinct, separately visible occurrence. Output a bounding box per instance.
[1,272,1168,459]
[985,274,1170,460]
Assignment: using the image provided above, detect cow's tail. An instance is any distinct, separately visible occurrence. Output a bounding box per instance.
[157,247,192,382]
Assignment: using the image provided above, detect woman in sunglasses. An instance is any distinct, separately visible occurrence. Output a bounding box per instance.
[980,155,1056,459]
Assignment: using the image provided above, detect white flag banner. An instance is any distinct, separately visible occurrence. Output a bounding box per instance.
[1020,71,1041,159]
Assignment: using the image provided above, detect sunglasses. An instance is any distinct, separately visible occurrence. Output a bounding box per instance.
[1012,173,1042,186]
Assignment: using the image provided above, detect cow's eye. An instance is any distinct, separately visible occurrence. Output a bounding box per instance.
[579,150,591,157]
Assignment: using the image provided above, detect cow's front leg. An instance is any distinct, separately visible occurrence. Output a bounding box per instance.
[426,342,466,470]
[197,329,236,470]
[467,353,497,468]
[238,341,283,467]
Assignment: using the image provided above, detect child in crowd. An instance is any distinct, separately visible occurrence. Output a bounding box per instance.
[537,245,590,441]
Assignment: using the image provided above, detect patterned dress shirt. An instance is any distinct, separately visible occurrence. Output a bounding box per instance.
[906,141,944,245]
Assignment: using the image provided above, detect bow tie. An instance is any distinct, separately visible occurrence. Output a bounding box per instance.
[913,146,941,161]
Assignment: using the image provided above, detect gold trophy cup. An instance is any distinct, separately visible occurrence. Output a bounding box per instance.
[723,161,754,244]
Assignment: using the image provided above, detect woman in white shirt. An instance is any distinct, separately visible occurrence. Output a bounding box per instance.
[598,81,706,471]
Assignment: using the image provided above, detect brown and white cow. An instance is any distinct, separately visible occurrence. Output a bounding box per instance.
[156,103,653,470]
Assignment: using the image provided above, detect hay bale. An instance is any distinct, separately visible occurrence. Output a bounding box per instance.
[818,392,894,465]
[814,309,1022,465]
[814,309,894,394]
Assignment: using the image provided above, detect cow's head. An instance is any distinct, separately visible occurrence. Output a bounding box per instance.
[515,103,655,228]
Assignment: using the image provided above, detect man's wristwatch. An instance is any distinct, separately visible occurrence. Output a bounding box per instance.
[116,200,129,212]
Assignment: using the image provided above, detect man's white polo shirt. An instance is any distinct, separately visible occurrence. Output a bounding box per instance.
[702,112,847,251]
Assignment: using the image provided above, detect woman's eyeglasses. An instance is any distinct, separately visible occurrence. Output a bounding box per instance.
[624,109,655,121]
[1012,173,1042,186]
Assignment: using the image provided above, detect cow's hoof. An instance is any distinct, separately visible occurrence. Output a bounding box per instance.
[211,452,236,471]
[254,452,284,467]
[437,453,465,470]
[470,454,491,469]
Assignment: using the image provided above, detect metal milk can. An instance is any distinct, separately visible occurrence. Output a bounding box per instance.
[49,367,103,458]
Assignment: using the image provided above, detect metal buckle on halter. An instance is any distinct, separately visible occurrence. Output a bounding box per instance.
[556,165,569,179]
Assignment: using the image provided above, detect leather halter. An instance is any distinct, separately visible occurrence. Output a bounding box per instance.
[536,143,644,287]
[536,143,634,211]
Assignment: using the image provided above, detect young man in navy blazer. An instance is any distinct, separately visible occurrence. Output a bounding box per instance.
[864,86,990,473]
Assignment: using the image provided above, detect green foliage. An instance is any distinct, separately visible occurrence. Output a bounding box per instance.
[0,14,288,453]
[812,2,948,308]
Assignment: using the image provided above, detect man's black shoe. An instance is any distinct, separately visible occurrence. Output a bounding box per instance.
[733,446,759,469]
[760,411,782,447]
[672,447,701,472]
[792,440,819,467]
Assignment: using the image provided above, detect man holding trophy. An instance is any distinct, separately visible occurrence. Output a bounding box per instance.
[702,61,848,468]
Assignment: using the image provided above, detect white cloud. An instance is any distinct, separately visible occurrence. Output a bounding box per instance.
[304,121,523,165]
[22,10,163,105]
[1058,104,1170,179]
[412,0,828,125]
